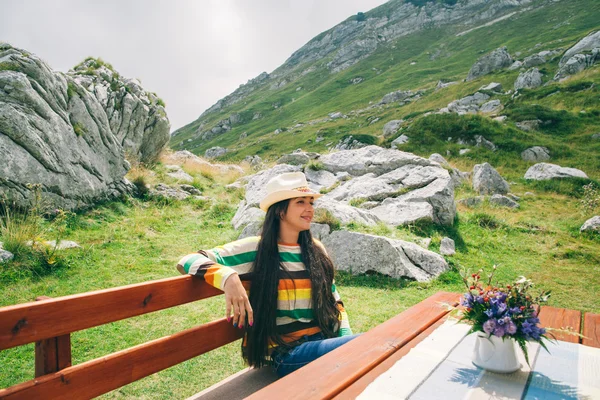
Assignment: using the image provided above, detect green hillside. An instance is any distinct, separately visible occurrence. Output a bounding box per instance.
[170,0,599,180]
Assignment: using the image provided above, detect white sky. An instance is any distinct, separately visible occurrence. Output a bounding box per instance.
[1,0,389,131]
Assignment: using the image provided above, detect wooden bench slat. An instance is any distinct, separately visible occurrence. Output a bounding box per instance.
[582,313,600,348]
[0,275,220,350]
[0,318,244,400]
[333,315,449,400]
[538,306,582,343]
[247,291,459,400]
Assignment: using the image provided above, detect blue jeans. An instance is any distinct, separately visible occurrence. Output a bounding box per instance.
[271,332,360,377]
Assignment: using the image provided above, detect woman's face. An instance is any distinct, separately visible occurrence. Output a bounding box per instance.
[280,196,315,233]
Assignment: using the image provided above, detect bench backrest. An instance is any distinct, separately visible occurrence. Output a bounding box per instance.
[0,275,242,399]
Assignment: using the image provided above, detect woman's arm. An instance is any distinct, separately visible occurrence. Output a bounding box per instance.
[332,281,353,336]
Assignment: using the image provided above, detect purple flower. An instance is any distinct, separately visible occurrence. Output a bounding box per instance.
[483,319,496,334]
[484,309,494,318]
[497,303,507,315]
[460,294,473,307]
[497,317,505,326]
[509,307,521,315]
[506,320,517,335]
[477,296,485,304]
[493,325,506,337]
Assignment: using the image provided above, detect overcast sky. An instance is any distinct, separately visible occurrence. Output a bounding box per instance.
[1,0,389,131]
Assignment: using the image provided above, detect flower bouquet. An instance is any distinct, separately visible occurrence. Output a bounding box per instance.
[459,266,552,371]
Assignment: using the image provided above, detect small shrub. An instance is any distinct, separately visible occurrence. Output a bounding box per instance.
[581,183,600,215]
[205,203,236,221]
[72,122,86,137]
[313,209,341,231]
[505,104,578,135]
[156,98,166,108]
[0,61,20,72]
[469,212,504,230]
[306,160,325,171]
[349,198,367,207]
[320,181,341,195]
[132,176,149,198]
[67,82,78,100]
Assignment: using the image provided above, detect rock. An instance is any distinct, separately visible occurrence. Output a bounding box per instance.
[466,47,513,81]
[336,172,352,181]
[514,68,543,90]
[369,118,381,125]
[440,237,455,256]
[150,183,190,201]
[417,238,432,249]
[332,136,369,151]
[429,153,448,166]
[524,163,588,180]
[329,112,344,119]
[489,194,519,208]
[524,192,535,197]
[480,82,502,92]
[274,129,282,135]
[205,147,227,159]
[315,135,325,143]
[522,53,547,68]
[592,133,600,140]
[240,132,248,139]
[391,135,409,149]
[166,170,193,183]
[554,49,599,80]
[0,249,14,262]
[359,201,380,210]
[459,149,471,155]
[493,116,508,123]
[310,223,331,241]
[383,120,404,137]
[580,216,600,233]
[447,92,490,114]
[231,201,265,230]
[508,60,523,71]
[436,80,458,89]
[179,184,202,195]
[516,120,542,131]
[479,100,503,114]
[276,152,310,166]
[380,90,416,104]
[238,221,264,239]
[305,168,337,189]
[559,31,600,66]
[170,150,243,175]
[521,146,550,162]
[321,231,449,282]
[315,199,379,226]
[474,135,497,151]
[507,193,521,201]
[320,146,433,177]
[472,163,509,195]
[43,240,81,250]
[458,196,484,207]
[0,45,169,210]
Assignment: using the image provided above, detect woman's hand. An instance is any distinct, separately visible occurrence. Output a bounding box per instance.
[223,274,253,328]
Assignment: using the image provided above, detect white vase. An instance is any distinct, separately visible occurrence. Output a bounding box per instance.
[472,332,521,373]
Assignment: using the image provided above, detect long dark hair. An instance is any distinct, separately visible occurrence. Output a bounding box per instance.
[244,199,340,367]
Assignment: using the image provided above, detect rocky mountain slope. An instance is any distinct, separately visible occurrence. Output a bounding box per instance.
[170,0,599,182]
[0,45,170,209]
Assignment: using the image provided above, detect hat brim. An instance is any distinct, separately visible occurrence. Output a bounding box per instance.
[259,189,323,212]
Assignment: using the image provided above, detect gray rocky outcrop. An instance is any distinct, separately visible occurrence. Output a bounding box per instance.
[205,147,227,159]
[447,92,490,114]
[440,237,455,256]
[514,68,543,90]
[276,152,311,166]
[380,90,420,105]
[321,230,449,282]
[524,163,588,180]
[231,200,266,230]
[516,120,541,132]
[466,47,512,81]
[559,31,600,66]
[458,196,484,207]
[554,49,599,81]
[305,168,337,191]
[580,216,600,233]
[331,136,369,151]
[0,45,171,210]
[489,194,519,208]
[472,163,509,195]
[391,135,409,149]
[383,120,404,137]
[480,82,503,92]
[315,199,380,226]
[479,100,503,114]
[521,146,550,162]
[150,184,192,201]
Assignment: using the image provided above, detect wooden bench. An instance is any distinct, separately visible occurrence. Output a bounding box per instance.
[1,281,598,400]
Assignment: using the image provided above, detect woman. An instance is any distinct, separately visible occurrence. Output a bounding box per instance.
[177,171,357,377]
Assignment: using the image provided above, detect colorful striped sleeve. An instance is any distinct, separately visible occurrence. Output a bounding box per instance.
[332,280,353,337]
[176,251,237,290]
[176,236,260,291]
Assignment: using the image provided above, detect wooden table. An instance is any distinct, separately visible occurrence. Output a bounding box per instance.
[248,292,600,400]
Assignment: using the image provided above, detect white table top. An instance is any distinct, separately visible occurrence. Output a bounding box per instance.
[358,319,600,400]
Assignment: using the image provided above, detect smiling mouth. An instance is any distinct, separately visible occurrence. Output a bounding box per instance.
[301,216,312,222]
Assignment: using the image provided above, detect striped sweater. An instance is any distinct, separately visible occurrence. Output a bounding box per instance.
[176,236,352,347]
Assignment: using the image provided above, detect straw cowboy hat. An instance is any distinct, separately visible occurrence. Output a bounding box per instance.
[259,172,323,212]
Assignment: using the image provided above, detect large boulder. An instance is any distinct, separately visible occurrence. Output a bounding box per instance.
[580,216,600,233]
[276,152,311,166]
[521,146,550,162]
[514,68,543,90]
[205,147,227,159]
[466,47,512,81]
[447,92,490,114]
[559,31,600,66]
[472,163,509,195]
[383,120,404,137]
[554,49,599,81]
[315,199,380,226]
[0,44,170,210]
[321,231,449,282]
[524,163,588,180]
